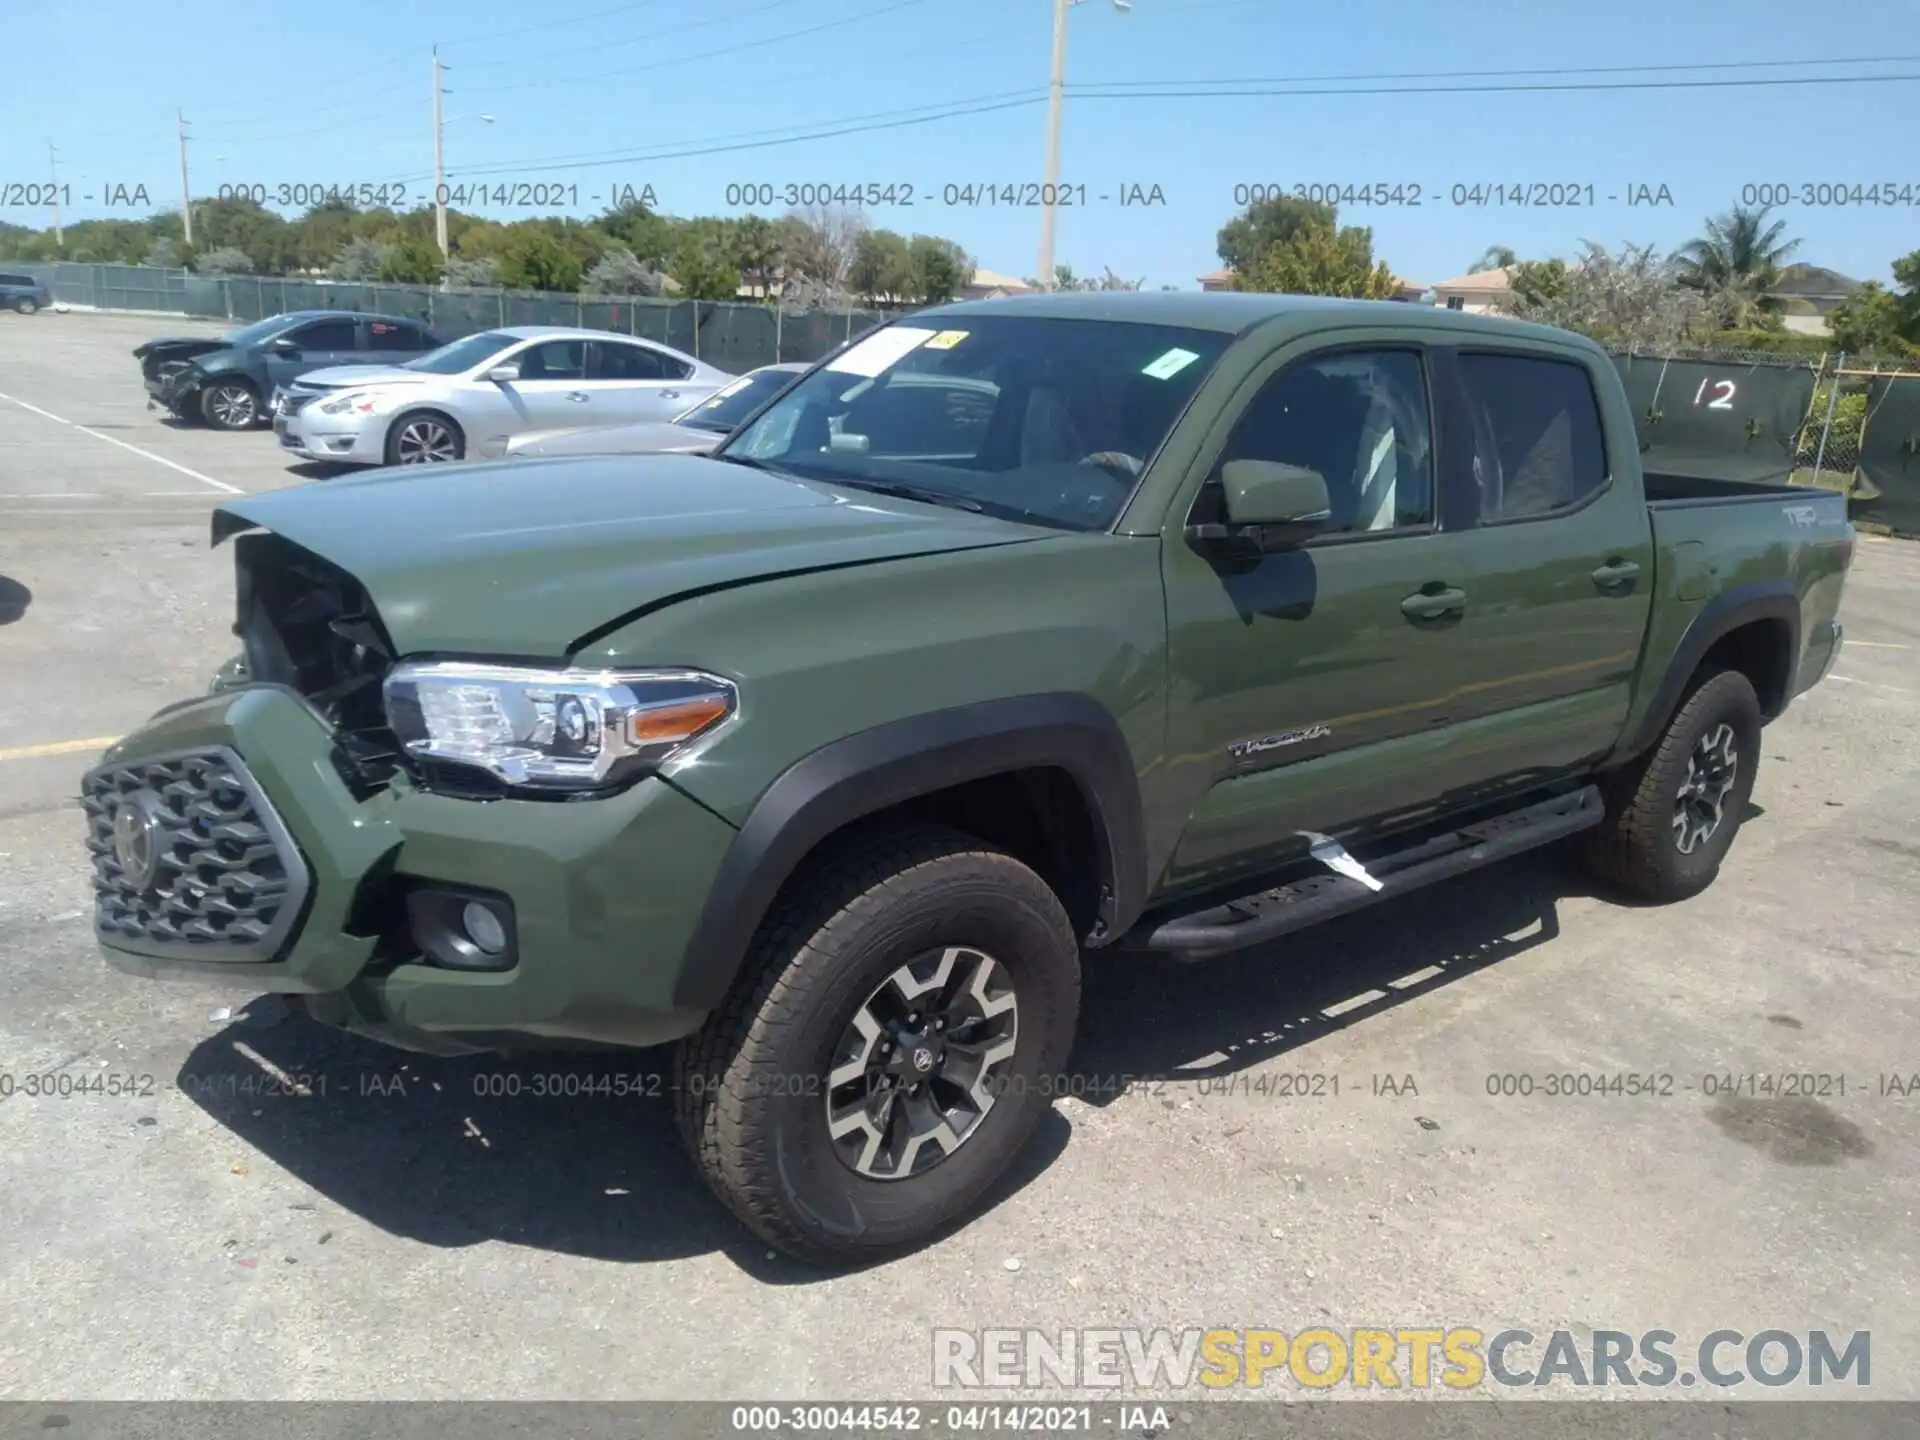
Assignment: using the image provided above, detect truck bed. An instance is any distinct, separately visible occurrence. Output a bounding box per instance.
[1644,468,1833,507]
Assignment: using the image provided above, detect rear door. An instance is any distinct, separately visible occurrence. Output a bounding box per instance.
[584,339,697,422]
[365,317,436,363]
[1423,344,1655,783]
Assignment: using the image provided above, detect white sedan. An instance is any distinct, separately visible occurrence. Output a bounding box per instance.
[271,325,734,468]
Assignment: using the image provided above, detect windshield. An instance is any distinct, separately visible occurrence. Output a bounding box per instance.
[673,368,803,432]
[402,330,517,374]
[220,314,300,347]
[720,316,1228,532]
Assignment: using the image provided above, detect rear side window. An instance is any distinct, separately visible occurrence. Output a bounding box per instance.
[1457,354,1608,522]
[367,320,426,352]
[284,319,358,352]
[0,273,32,286]
[590,342,678,381]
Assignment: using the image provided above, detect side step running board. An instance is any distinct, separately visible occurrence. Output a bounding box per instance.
[1134,785,1604,961]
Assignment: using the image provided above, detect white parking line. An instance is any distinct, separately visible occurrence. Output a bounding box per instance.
[0,390,243,495]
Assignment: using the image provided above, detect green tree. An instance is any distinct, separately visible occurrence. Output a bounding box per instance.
[495,229,583,292]
[584,246,667,296]
[328,239,389,280]
[1675,204,1801,326]
[669,223,741,301]
[194,245,256,276]
[729,214,785,299]
[906,234,971,303]
[377,234,444,286]
[598,197,675,269]
[1509,258,1570,310]
[1469,244,1517,274]
[1216,195,1334,275]
[1230,209,1396,299]
[849,229,913,304]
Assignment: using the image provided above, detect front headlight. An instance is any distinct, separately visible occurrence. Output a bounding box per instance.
[382,661,736,796]
[318,389,380,415]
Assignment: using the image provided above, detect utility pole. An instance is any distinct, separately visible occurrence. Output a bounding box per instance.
[1034,0,1070,292]
[48,142,62,248]
[433,48,449,258]
[1035,0,1128,293]
[177,111,194,247]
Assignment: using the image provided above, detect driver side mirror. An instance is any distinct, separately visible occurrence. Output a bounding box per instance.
[486,363,521,384]
[267,337,299,355]
[1187,460,1334,551]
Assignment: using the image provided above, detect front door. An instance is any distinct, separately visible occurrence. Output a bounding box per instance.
[263,316,360,391]
[490,337,595,433]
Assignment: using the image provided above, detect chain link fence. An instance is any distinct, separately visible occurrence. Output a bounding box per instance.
[1609,344,1920,535]
[15,263,889,372]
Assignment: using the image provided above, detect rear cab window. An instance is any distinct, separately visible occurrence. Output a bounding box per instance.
[1455,352,1609,523]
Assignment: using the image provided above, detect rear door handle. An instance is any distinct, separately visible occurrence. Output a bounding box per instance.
[1592,559,1641,591]
[1401,585,1467,620]
[659,389,680,400]
[566,391,590,403]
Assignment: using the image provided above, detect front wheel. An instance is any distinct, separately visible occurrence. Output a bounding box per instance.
[199,379,261,430]
[13,297,39,315]
[386,411,465,465]
[1581,666,1762,902]
[675,825,1081,1265]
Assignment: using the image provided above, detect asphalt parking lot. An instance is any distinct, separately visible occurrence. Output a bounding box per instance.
[2,312,1917,1403]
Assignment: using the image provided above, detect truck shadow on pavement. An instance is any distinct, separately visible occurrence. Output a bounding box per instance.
[174,842,1634,1277]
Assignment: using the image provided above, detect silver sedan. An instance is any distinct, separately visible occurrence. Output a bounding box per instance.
[506,362,808,459]
[272,325,734,467]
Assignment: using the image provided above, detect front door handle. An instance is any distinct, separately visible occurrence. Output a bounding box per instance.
[659,389,680,400]
[1401,585,1467,620]
[566,391,590,403]
[1592,559,1641,591]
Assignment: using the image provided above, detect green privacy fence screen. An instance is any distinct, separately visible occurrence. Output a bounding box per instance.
[14,263,889,372]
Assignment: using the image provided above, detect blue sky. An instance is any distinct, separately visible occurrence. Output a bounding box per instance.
[2,0,1914,290]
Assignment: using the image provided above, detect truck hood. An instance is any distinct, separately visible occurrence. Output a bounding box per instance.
[212,454,1050,657]
[290,364,427,391]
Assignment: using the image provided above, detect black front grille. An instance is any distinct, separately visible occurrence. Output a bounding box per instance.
[82,747,310,962]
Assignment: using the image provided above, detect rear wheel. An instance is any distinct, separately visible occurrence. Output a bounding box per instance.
[675,824,1081,1265]
[386,411,465,465]
[199,379,261,430]
[1581,667,1762,902]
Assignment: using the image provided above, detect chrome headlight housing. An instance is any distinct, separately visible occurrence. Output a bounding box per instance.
[317,389,382,416]
[382,661,736,796]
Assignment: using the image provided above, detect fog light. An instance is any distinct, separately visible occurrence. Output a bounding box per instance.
[462,900,506,954]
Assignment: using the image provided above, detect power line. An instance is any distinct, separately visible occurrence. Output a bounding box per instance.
[1075,53,1920,89]
[1067,71,1920,98]
[481,0,946,94]
[458,0,795,72]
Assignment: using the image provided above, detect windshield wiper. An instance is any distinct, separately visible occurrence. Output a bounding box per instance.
[826,477,985,513]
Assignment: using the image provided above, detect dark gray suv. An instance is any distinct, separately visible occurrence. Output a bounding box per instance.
[0,272,55,315]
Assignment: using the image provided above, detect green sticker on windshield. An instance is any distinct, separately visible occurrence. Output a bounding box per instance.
[1142,347,1201,380]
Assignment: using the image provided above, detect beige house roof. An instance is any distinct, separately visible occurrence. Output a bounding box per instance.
[1431,266,1516,293]
[967,267,1034,293]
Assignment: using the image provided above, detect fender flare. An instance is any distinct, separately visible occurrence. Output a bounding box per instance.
[670,693,1148,1012]
[1615,579,1801,761]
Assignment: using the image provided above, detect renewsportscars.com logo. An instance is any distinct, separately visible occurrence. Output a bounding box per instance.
[932,1327,1871,1391]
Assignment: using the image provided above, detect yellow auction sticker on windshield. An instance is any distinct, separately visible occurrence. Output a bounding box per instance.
[1142,347,1202,380]
[827,326,938,377]
[923,330,970,350]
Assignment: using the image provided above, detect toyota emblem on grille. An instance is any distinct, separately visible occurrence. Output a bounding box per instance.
[111,792,164,890]
[911,1047,935,1073]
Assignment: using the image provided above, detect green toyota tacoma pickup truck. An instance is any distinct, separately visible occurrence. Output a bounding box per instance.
[84,293,1854,1262]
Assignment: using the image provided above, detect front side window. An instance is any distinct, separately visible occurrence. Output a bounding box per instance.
[512,339,588,381]
[722,316,1229,531]
[1194,349,1434,535]
[1457,353,1608,522]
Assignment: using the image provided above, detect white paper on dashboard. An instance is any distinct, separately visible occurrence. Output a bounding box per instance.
[826,327,939,377]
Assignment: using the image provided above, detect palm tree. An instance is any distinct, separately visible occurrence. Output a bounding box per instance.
[1675,204,1801,324]
[1468,244,1516,274]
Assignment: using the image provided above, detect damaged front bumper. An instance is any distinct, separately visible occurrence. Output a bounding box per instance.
[83,684,736,1055]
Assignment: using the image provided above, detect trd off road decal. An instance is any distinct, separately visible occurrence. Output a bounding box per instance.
[1228,723,1331,761]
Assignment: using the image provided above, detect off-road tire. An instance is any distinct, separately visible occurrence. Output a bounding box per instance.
[199,379,262,430]
[675,824,1081,1266]
[1582,666,1762,902]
